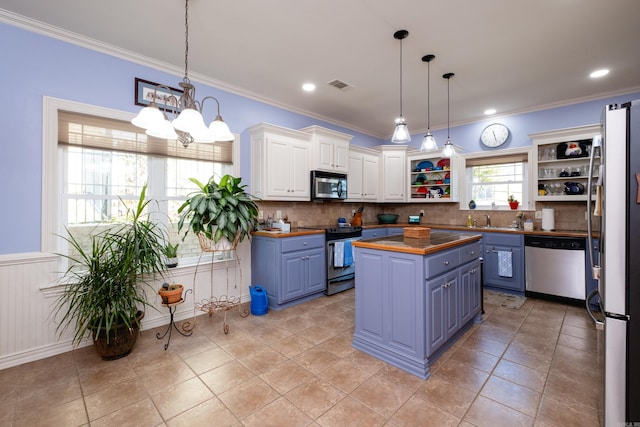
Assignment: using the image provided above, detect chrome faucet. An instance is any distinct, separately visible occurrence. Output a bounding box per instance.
[486,214,491,228]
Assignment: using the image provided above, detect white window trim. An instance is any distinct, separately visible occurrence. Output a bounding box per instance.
[459,146,535,211]
[41,96,240,255]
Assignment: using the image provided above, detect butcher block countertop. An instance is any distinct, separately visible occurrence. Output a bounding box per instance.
[252,228,324,238]
[352,231,482,256]
[365,223,593,238]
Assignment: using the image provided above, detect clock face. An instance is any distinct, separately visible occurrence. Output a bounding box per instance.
[480,123,510,148]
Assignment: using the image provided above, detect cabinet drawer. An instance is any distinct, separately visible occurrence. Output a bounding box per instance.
[483,232,522,247]
[459,242,481,265]
[281,234,324,253]
[425,248,459,279]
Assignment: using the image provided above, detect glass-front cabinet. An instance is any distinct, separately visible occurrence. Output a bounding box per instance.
[530,124,601,202]
[407,153,460,203]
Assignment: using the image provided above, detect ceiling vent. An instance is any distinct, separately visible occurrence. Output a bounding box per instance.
[328,79,352,91]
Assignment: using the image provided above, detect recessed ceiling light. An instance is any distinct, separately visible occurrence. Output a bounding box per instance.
[484,108,496,115]
[590,69,610,78]
[302,83,316,92]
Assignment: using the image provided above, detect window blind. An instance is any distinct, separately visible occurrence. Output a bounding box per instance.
[58,111,232,163]
[465,152,528,167]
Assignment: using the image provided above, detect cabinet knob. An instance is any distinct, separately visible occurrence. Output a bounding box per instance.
[470,250,475,255]
[444,260,449,265]
[303,242,308,245]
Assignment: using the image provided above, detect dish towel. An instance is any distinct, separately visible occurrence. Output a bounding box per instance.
[343,241,353,267]
[334,241,344,268]
[498,250,513,278]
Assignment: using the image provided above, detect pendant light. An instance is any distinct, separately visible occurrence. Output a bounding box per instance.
[442,72,456,157]
[391,30,411,143]
[420,54,437,151]
[131,0,234,147]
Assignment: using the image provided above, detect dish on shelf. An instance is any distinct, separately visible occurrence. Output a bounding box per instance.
[416,160,434,171]
[416,187,428,194]
[444,187,450,196]
[444,172,451,184]
[556,141,590,159]
[415,174,427,184]
[437,158,451,168]
[429,173,443,183]
[429,186,444,198]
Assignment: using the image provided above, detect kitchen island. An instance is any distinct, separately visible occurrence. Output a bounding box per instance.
[352,230,483,379]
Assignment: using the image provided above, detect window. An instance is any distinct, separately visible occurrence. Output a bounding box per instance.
[53,106,235,262]
[464,150,532,209]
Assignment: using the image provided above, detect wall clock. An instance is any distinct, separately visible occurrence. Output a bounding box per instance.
[480,123,510,148]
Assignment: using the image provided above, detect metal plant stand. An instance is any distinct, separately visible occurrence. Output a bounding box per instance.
[190,235,249,334]
[156,288,193,350]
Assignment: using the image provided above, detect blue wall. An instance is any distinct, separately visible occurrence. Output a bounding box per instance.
[0,21,638,255]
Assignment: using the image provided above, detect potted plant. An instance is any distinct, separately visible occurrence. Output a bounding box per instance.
[508,195,520,210]
[177,174,259,251]
[53,184,167,360]
[163,242,179,268]
[159,282,184,304]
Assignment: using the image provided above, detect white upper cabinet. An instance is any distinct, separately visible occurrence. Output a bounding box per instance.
[380,146,407,202]
[407,151,461,203]
[530,124,601,202]
[249,123,311,201]
[347,146,379,201]
[300,126,352,173]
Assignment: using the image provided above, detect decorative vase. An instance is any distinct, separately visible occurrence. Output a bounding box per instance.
[509,201,519,210]
[468,201,476,210]
[165,257,178,268]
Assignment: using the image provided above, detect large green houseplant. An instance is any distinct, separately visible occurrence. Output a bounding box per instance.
[177,174,259,249]
[53,184,167,359]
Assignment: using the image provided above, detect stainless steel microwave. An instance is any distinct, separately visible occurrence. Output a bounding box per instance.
[311,170,347,200]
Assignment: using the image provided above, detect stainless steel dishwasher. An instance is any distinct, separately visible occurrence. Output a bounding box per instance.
[524,235,586,301]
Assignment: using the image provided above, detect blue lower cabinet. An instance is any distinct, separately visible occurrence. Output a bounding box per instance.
[483,233,525,295]
[353,240,482,379]
[252,234,326,310]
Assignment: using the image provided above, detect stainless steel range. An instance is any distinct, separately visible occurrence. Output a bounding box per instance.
[325,225,362,295]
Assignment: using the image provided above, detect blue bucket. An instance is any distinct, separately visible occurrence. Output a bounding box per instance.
[249,285,268,315]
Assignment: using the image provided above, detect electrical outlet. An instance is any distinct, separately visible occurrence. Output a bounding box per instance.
[258,210,264,220]
[276,210,282,219]
[352,209,356,216]
[419,209,425,216]
[535,210,542,219]
[585,211,588,220]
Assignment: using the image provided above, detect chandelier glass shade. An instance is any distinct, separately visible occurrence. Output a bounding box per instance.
[441,72,456,158]
[130,0,233,148]
[391,30,411,144]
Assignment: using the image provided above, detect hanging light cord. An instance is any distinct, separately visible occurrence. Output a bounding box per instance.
[446,75,450,138]
[183,0,190,84]
[427,60,431,130]
[399,37,403,118]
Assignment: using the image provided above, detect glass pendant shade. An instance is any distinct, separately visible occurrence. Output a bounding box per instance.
[391,117,411,143]
[421,132,437,151]
[131,105,165,130]
[145,118,179,139]
[442,139,456,157]
[208,115,235,142]
[171,108,209,134]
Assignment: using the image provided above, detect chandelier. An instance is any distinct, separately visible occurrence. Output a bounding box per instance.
[131,0,233,148]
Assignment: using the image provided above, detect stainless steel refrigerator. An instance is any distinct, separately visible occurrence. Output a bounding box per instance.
[586,100,640,426]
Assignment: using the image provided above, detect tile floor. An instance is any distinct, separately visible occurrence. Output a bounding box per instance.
[0,289,601,426]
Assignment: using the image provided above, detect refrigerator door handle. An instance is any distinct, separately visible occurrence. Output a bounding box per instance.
[585,288,604,330]
[587,134,602,280]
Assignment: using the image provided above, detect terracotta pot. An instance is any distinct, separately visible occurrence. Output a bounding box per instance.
[159,284,183,304]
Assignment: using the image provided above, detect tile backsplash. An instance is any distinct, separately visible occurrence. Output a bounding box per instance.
[256,200,593,232]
